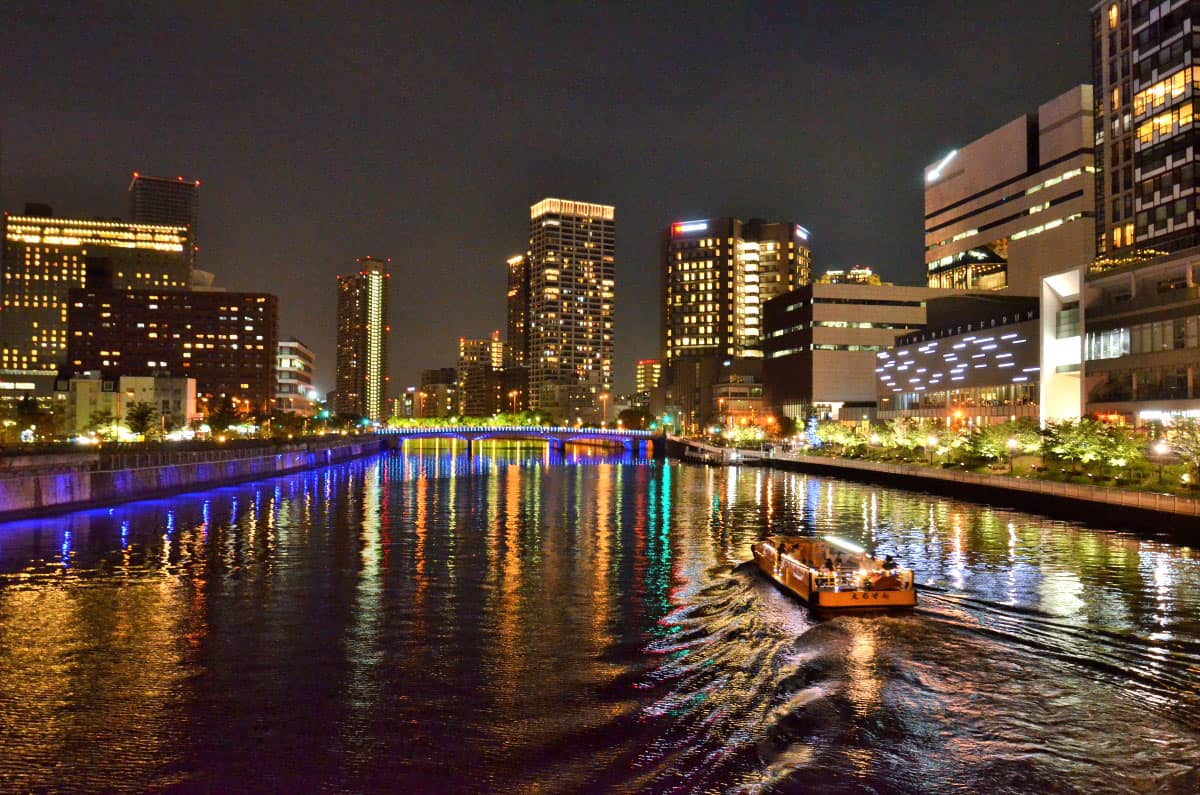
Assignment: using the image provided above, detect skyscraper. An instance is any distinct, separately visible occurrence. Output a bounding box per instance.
[505,253,530,368]
[128,172,200,265]
[660,217,811,366]
[527,198,614,415]
[335,257,390,420]
[1092,0,1199,257]
[2,211,192,394]
[659,217,811,428]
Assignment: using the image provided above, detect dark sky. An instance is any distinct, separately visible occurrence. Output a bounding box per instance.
[0,1,1092,395]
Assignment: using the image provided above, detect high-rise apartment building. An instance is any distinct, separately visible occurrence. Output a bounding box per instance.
[1092,0,1200,257]
[505,253,530,368]
[527,198,614,415]
[924,86,1096,294]
[276,337,316,415]
[65,287,278,413]
[661,217,812,366]
[335,257,390,420]
[2,212,192,392]
[128,172,199,249]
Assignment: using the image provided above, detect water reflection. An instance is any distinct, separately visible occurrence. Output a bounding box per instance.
[0,444,1197,792]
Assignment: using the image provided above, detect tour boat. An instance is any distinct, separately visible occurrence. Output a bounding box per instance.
[751,534,917,610]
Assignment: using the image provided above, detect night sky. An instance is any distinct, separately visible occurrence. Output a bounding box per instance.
[0,2,1091,395]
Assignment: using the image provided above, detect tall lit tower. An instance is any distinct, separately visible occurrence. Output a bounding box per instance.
[335,256,390,420]
[128,172,200,265]
[505,253,530,367]
[527,198,615,414]
[1092,0,1200,258]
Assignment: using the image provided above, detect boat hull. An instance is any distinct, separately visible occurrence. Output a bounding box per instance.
[751,537,916,610]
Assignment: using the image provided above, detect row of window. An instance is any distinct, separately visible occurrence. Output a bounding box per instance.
[1089,365,1197,402]
[1087,314,1200,360]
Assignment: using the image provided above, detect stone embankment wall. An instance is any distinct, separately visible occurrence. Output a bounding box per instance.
[0,437,388,521]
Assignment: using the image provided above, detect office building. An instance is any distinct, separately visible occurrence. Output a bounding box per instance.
[924,85,1096,294]
[877,297,1041,426]
[458,332,502,416]
[1,212,192,393]
[660,217,812,427]
[128,172,199,264]
[661,217,812,365]
[763,283,960,421]
[527,198,615,417]
[276,337,316,415]
[63,373,197,436]
[335,257,390,420]
[1093,1,1200,257]
[65,288,277,413]
[635,359,661,396]
[418,367,458,418]
[506,253,530,368]
[1041,249,1200,425]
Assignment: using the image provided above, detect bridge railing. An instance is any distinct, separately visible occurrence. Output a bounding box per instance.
[389,425,655,438]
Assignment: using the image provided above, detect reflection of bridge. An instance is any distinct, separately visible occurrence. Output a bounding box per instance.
[387,425,659,456]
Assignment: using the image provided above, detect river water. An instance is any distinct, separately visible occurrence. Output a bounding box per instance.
[0,441,1197,793]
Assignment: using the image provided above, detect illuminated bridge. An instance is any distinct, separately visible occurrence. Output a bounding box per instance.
[385,425,659,456]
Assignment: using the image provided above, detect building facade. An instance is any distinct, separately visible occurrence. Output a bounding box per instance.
[65,288,277,413]
[1082,250,1200,422]
[505,253,530,368]
[763,284,956,421]
[924,86,1096,295]
[128,172,199,264]
[1092,0,1200,257]
[2,212,192,393]
[661,217,812,366]
[64,373,197,436]
[276,337,316,415]
[635,359,661,397]
[527,198,614,417]
[335,257,390,420]
[877,298,1041,426]
[417,367,458,418]
[457,332,503,417]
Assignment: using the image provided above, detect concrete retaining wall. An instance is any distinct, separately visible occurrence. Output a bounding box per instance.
[0,438,387,521]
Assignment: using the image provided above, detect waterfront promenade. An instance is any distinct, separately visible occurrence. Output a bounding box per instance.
[668,436,1200,532]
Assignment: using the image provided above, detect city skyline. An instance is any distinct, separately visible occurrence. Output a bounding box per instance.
[0,3,1091,395]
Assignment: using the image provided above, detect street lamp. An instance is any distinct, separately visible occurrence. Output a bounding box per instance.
[1153,439,1170,484]
[927,434,939,465]
[1007,437,1019,473]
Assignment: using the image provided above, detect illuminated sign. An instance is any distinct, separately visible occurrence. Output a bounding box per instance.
[672,221,707,235]
[926,150,958,183]
[795,225,810,241]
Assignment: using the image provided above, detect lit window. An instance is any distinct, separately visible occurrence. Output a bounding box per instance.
[1108,3,1117,29]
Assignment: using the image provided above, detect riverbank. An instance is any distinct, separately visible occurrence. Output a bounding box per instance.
[0,436,388,522]
[665,437,1200,534]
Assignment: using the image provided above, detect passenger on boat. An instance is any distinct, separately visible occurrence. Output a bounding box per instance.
[882,555,898,571]
[823,557,834,571]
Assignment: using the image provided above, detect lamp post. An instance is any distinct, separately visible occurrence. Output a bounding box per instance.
[927,434,939,466]
[599,392,609,426]
[1153,439,1170,484]
[1007,437,1019,474]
